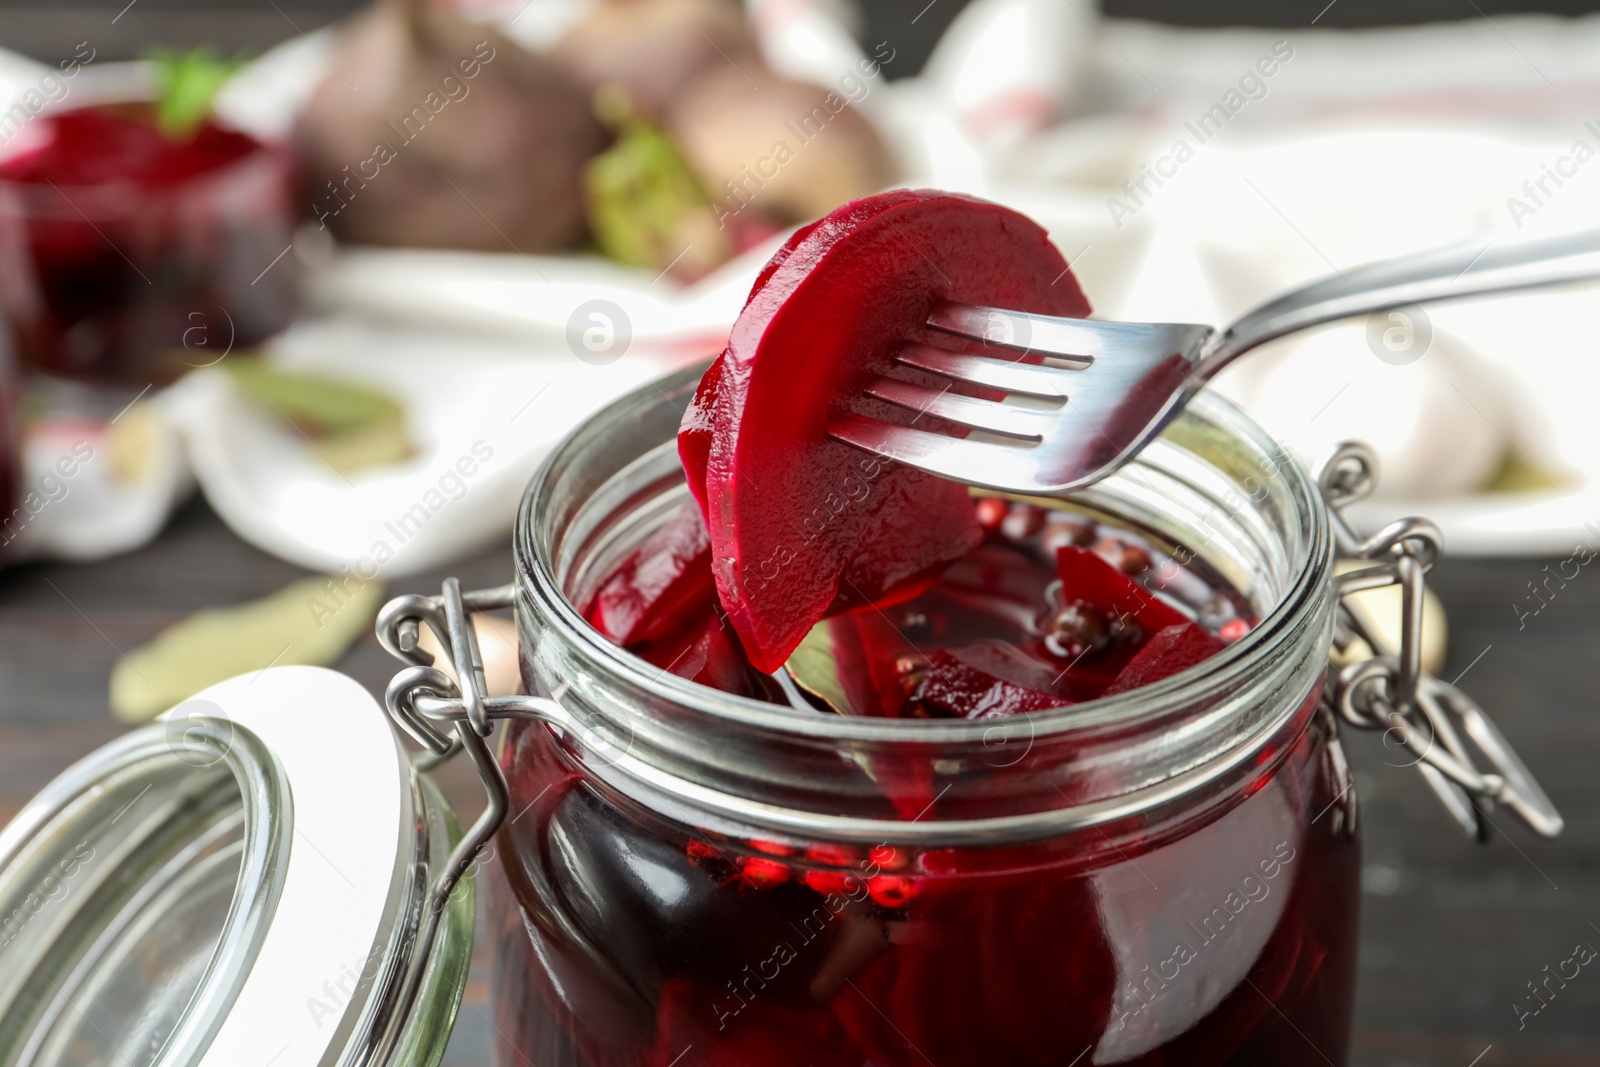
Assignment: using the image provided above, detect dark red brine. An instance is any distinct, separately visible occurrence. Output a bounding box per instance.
[491,496,1359,1066]
[0,102,298,383]
[585,496,1254,715]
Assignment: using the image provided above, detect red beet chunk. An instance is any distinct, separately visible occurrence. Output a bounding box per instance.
[676,613,757,693]
[702,190,1090,672]
[915,643,1067,720]
[1103,622,1227,696]
[1055,545,1186,635]
[587,501,714,646]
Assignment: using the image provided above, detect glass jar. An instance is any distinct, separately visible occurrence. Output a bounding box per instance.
[491,364,1357,1066]
[0,367,1561,1066]
[0,84,298,386]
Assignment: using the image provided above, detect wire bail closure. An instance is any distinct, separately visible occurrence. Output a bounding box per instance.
[1318,441,1563,840]
[373,580,570,995]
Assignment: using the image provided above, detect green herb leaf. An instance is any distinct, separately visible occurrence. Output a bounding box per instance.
[110,575,385,723]
[584,88,730,279]
[147,47,246,140]
[225,359,414,475]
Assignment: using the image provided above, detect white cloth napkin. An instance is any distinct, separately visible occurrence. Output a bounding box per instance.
[158,316,703,577]
[995,13,1600,554]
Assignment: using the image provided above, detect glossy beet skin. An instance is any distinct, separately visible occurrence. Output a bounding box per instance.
[0,103,297,382]
[492,691,1359,1067]
[691,191,1092,673]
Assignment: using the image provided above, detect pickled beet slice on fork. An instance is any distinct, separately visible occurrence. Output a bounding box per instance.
[701,190,1090,672]
[680,220,826,512]
[678,352,725,516]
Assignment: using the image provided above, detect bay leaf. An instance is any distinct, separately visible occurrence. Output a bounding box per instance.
[225,360,413,475]
[226,359,401,434]
[110,575,384,723]
[785,621,853,715]
[783,612,914,718]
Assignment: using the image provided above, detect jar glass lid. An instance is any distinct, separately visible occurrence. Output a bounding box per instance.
[0,667,472,1067]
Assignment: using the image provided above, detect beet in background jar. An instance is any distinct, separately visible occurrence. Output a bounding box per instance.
[0,82,299,386]
[488,365,1361,1067]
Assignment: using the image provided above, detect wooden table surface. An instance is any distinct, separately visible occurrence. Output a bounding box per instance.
[1,495,1596,1067]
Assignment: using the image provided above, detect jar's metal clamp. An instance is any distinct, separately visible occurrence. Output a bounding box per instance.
[1317,442,1562,841]
[372,580,565,967]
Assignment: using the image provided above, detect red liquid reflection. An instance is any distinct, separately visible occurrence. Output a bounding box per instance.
[492,697,1357,1066]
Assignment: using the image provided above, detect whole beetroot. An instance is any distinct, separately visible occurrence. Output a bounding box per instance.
[550,0,755,120]
[666,64,898,232]
[294,0,605,252]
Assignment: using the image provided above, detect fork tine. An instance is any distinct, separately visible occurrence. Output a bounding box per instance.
[862,377,1054,440]
[830,415,1072,494]
[928,302,1107,359]
[927,303,1205,367]
[896,344,1075,399]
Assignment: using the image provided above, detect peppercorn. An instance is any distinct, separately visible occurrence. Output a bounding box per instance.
[1093,536,1152,576]
[1000,503,1046,541]
[1044,600,1111,659]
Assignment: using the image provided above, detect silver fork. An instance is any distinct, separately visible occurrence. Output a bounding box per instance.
[830,227,1600,494]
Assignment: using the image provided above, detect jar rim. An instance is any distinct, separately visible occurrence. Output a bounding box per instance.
[515,364,1333,746]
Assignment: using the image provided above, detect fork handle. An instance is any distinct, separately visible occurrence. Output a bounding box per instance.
[1199,227,1600,374]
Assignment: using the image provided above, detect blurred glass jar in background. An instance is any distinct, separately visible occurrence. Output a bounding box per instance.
[0,94,298,386]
